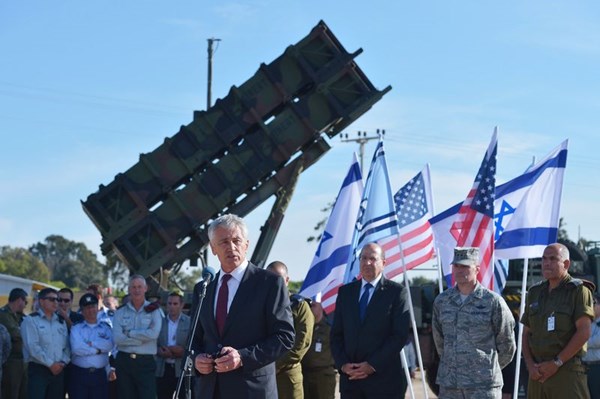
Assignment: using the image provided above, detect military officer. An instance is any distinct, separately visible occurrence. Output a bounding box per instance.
[522,243,594,399]
[113,274,162,399]
[432,247,516,399]
[301,301,337,399]
[266,261,314,399]
[69,293,114,399]
[0,288,29,399]
[20,288,70,399]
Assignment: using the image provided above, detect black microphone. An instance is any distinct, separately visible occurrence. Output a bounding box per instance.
[202,266,216,285]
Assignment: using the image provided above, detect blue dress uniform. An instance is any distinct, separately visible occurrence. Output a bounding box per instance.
[20,310,70,399]
[69,318,114,399]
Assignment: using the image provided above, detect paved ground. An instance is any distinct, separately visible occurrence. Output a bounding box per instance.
[334,369,438,399]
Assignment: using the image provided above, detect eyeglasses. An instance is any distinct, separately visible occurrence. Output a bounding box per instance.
[57,298,71,303]
[41,297,58,302]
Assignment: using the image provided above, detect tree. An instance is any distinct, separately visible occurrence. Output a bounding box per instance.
[558,217,569,241]
[0,246,50,281]
[306,202,334,243]
[410,275,437,286]
[29,235,107,289]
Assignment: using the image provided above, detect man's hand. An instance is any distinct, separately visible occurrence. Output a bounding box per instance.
[537,360,560,383]
[194,353,215,375]
[49,362,65,376]
[168,345,185,358]
[158,346,172,358]
[213,346,243,373]
[341,362,375,380]
[525,361,542,381]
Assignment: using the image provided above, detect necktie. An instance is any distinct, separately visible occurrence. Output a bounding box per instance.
[359,283,372,322]
[216,274,232,336]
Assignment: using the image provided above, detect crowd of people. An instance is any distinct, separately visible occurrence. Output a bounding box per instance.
[0,213,598,399]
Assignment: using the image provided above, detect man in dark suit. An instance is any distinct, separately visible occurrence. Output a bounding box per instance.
[331,242,410,399]
[192,214,295,399]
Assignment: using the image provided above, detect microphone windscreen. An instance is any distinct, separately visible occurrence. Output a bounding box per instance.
[202,266,217,282]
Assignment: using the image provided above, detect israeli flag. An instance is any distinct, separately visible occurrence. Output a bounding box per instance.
[431,140,568,289]
[299,153,363,312]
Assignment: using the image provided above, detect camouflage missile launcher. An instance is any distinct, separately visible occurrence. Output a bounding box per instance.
[82,20,391,277]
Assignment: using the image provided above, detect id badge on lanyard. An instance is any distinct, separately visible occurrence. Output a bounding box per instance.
[548,312,555,332]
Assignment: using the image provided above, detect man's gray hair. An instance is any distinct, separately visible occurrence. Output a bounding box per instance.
[208,214,248,241]
[129,274,147,286]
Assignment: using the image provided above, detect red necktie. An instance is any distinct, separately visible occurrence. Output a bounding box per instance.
[216,274,232,336]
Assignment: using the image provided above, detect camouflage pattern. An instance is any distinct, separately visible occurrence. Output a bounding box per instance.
[432,283,516,390]
[82,20,391,277]
[521,274,594,360]
[275,296,314,399]
[301,315,336,399]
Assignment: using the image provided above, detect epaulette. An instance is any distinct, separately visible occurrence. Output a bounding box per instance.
[108,309,115,317]
[290,294,311,309]
[144,301,161,313]
[30,312,41,317]
[56,314,65,324]
[566,278,584,290]
[99,320,111,328]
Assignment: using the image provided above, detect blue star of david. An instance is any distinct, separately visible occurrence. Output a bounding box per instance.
[315,231,333,257]
[494,200,516,240]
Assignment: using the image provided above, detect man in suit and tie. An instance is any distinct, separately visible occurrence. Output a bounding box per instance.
[331,242,410,399]
[155,290,191,399]
[192,214,295,399]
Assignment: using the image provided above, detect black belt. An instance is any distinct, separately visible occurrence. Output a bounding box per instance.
[73,365,104,373]
[120,352,153,360]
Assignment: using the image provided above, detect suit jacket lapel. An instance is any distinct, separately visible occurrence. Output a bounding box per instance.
[205,272,219,337]
[222,264,257,337]
[363,277,388,322]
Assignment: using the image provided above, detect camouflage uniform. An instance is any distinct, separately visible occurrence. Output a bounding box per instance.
[433,283,515,398]
[301,314,337,399]
[521,274,594,399]
[275,295,314,399]
[0,304,27,399]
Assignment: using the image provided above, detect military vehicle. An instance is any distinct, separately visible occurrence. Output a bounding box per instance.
[82,20,390,292]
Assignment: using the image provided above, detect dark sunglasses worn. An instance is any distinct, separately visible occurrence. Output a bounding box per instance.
[41,297,59,302]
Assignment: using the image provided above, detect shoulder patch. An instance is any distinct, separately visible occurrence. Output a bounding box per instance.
[566,278,583,288]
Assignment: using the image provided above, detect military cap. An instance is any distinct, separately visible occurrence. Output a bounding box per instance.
[452,247,480,266]
[79,293,99,308]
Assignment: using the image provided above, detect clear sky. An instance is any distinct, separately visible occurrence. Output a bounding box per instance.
[1,1,599,282]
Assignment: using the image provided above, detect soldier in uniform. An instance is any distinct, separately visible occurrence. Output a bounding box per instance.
[266,261,314,399]
[301,301,337,399]
[0,288,28,399]
[20,288,71,399]
[432,247,516,399]
[113,274,162,399]
[522,243,594,399]
[69,293,115,399]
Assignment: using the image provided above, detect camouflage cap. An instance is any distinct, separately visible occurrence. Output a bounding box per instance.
[79,293,99,308]
[452,247,480,266]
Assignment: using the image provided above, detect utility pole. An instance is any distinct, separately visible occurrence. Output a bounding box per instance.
[340,129,385,174]
[207,37,221,109]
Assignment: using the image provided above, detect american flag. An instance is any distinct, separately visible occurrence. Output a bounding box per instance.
[450,130,497,290]
[380,165,436,279]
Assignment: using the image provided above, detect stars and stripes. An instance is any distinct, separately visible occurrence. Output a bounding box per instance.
[450,130,498,290]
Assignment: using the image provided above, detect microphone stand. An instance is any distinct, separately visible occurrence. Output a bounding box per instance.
[174,270,212,399]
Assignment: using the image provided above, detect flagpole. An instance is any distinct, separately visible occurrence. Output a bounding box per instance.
[513,257,529,399]
[426,163,445,294]
[400,348,416,399]
[396,237,429,399]
[435,247,444,293]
